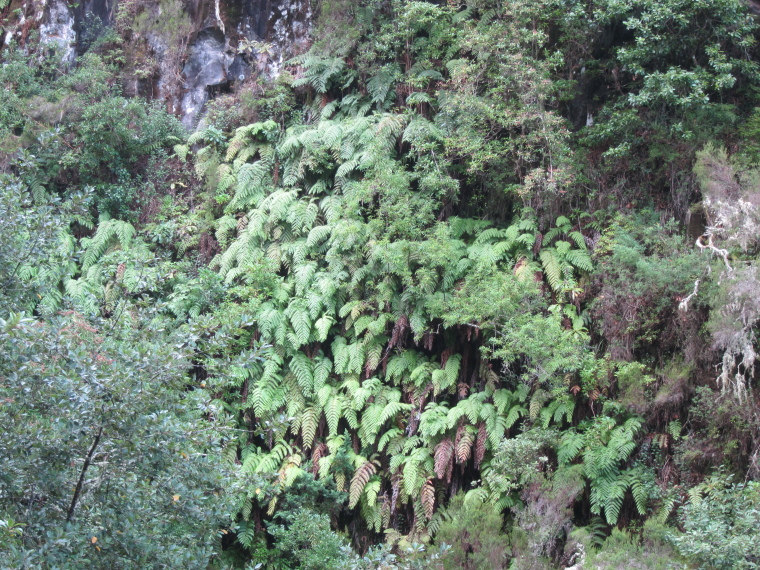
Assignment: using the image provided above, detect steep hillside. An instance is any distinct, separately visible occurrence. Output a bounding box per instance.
[2,0,760,568]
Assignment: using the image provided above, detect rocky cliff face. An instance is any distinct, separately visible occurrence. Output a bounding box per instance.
[38,0,77,64]
[179,0,311,128]
[3,0,311,128]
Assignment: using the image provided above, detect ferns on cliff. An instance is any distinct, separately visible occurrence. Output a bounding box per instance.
[180,0,613,550]
[191,89,597,539]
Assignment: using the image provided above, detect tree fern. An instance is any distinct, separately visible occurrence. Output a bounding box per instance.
[178,28,619,537]
[360,478,384,532]
[419,403,451,439]
[367,65,400,108]
[431,354,461,396]
[559,417,645,524]
[81,219,135,271]
[558,430,585,465]
[539,396,575,428]
[566,248,593,273]
[402,452,429,498]
[284,300,312,348]
[251,440,293,474]
[292,55,347,93]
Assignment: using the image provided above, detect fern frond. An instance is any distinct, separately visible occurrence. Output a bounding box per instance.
[324,394,344,436]
[298,406,320,450]
[566,249,593,273]
[81,219,136,271]
[558,431,585,465]
[289,352,314,395]
[434,439,454,480]
[349,459,378,509]
[539,249,563,293]
[455,426,474,464]
[380,401,412,427]
[629,469,647,516]
[421,479,435,519]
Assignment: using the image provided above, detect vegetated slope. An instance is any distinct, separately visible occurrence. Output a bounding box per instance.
[2,0,760,568]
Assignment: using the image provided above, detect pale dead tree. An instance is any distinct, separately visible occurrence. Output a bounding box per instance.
[696,144,760,254]
[710,266,760,402]
[691,145,760,400]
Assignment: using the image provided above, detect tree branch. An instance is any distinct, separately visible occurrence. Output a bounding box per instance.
[679,279,700,312]
[66,426,103,522]
[696,233,732,272]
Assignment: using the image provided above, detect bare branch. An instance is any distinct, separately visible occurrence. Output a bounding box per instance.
[696,233,732,272]
[66,426,103,522]
[679,279,700,312]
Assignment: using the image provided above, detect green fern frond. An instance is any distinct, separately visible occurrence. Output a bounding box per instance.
[289,353,314,395]
[566,249,593,273]
[558,431,585,465]
[539,249,563,293]
[292,56,346,93]
[294,407,318,450]
[81,219,136,271]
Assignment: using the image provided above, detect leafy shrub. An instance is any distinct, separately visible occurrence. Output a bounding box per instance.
[0,310,236,569]
[0,47,184,220]
[267,509,348,569]
[337,542,450,570]
[670,473,760,569]
[434,494,509,570]
[574,521,684,570]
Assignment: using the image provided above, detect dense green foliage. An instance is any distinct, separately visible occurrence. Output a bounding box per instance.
[3,0,760,567]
